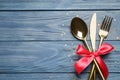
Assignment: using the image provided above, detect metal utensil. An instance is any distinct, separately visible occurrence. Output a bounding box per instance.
[89,13,97,80]
[89,16,113,80]
[71,17,91,51]
[90,13,97,52]
[89,13,105,80]
[99,16,113,47]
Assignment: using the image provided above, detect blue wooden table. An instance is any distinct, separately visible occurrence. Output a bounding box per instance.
[0,0,120,80]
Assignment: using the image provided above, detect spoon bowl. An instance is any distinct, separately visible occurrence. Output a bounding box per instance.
[71,17,88,40]
[71,17,90,51]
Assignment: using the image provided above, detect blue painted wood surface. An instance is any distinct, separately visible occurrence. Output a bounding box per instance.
[0,11,119,41]
[0,0,120,80]
[0,0,120,10]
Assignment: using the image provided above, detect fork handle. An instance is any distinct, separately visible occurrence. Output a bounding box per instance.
[99,37,104,48]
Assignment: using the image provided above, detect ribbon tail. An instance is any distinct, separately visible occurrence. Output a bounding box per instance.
[75,56,93,74]
[96,56,108,79]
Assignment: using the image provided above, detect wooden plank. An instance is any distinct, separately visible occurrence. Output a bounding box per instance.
[0,41,119,72]
[0,0,120,10]
[0,11,119,41]
[0,73,119,80]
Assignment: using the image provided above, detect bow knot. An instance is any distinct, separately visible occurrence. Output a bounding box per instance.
[91,52,99,57]
[91,53,96,58]
[75,43,114,79]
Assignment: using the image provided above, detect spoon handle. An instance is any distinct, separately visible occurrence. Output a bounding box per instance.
[84,39,91,52]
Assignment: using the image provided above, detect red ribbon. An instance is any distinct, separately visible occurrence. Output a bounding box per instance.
[75,43,114,79]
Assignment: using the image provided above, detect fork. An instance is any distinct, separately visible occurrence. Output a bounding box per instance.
[89,16,113,80]
[99,16,113,47]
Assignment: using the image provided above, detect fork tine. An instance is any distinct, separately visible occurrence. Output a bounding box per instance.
[104,16,110,30]
[106,17,113,31]
[103,16,109,30]
[101,16,107,29]
[100,16,113,31]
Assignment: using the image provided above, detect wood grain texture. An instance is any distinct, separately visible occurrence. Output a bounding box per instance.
[0,11,119,41]
[0,0,120,10]
[0,73,119,80]
[0,41,119,72]
[0,0,120,79]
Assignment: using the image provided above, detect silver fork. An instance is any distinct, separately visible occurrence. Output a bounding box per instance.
[89,16,113,80]
[99,16,113,47]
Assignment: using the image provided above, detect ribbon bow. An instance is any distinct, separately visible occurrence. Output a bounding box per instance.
[75,43,114,79]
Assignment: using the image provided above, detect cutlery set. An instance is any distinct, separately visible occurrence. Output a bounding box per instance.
[71,13,113,80]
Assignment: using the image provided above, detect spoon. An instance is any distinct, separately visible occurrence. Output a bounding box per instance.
[71,17,91,51]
